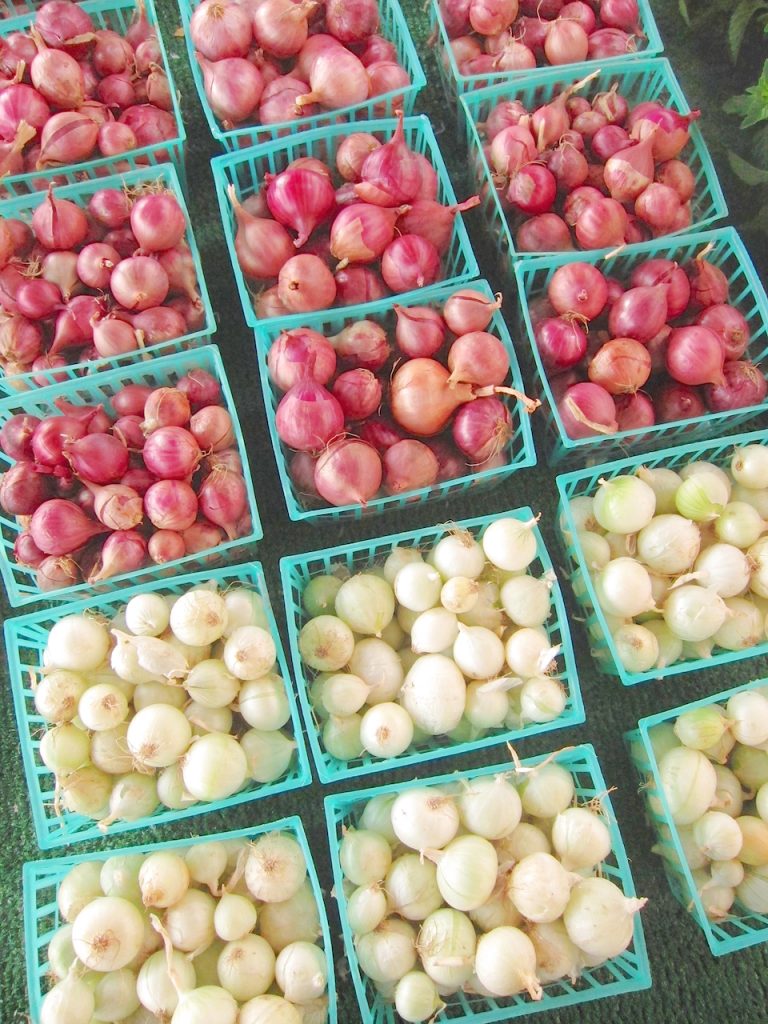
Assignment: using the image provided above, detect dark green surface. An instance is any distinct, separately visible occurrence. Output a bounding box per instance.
[2,2,768,1021]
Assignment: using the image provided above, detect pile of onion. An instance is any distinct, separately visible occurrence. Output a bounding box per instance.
[561,442,768,676]
[298,514,572,766]
[529,247,766,440]
[265,286,539,509]
[0,183,205,386]
[0,0,179,185]
[438,0,648,76]
[474,74,702,253]
[333,750,645,1019]
[228,111,481,318]
[30,580,297,835]
[633,685,768,924]
[38,828,329,1023]
[190,0,413,133]
[0,362,252,590]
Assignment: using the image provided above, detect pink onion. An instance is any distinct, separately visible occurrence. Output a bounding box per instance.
[688,256,729,309]
[14,530,46,569]
[654,380,705,422]
[190,0,252,61]
[603,133,656,202]
[314,436,382,506]
[0,414,40,461]
[189,405,235,452]
[330,203,404,266]
[447,331,509,386]
[326,0,380,42]
[703,361,767,412]
[394,305,446,358]
[132,307,187,345]
[517,214,574,252]
[198,467,247,540]
[695,304,750,361]
[267,329,337,390]
[336,132,382,182]
[31,188,89,250]
[130,193,187,252]
[608,285,668,343]
[110,256,170,311]
[666,325,726,387]
[88,529,148,583]
[229,184,294,280]
[558,381,618,438]
[575,197,627,249]
[359,416,404,452]
[253,0,316,58]
[0,462,51,515]
[615,391,655,431]
[355,112,422,206]
[30,29,85,109]
[89,188,131,228]
[0,84,50,142]
[30,497,108,555]
[87,481,144,530]
[398,196,480,255]
[266,166,336,249]
[113,416,146,450]
[148,529,186,564]
[142,425,202,479]
[258,75,314,125]
[588,337,652,394]
[330,321,390,371]
[588,27,637,58]
[549,262,608,319]
[117,104,177,148]
[443,289,501,334]
[275,379,345,452]
[381,235,440,293]
[197,54,263,125]
[452,395,511,462]
[37,111,98,167]
[544,19,589,65]
[630,258,691,318]
[37,554,80,591]
[332,368,383,420]
[334,266,389,305]
[182,520,226,553]
[144,478,198,531]
[63,432,129,484]
[382,438,439,494]
[297,48,369,111]
[177,369,222,409]
[535,316,588,372]
[277,254,336,314]
[142,388,191,433]
[113,384,154,417]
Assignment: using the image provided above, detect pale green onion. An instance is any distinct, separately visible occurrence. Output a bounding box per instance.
[593,475,656,534]
[334,574,396,636]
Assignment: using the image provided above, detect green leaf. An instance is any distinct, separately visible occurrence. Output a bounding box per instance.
[728,0,760,61]
[728,151,768,185]
[678,0,691,24]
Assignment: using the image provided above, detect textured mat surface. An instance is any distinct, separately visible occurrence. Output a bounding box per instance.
[2,1,768,1021]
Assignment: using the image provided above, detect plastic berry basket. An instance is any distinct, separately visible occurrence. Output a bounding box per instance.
[514,226,768,464]
[4,562,311,850]
[210,114,480,332]
[459,57,727,272]
[178,0,426,151]
[324,742,650,1024]
[252,279,537,523]
[625,678,768,956]
[0,344,262,608]
[0,162,216,397]
[429,0,664,104]
[0,0,187,199]
[23,816,337,1023]
[555,427,768,686]
[279,505,584,784]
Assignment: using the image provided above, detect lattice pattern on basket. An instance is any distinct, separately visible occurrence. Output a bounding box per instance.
[0,0,186,197]
[178,0,426,151]
[23,817,337,1022]
[555,427,768,685]
[4,562,311,849]
[514,227,768,464]
[210,115,479,331]
[428,0,664,102]
[626,678,768,956]
[279,506,584,783]
[459,57,727,271]
[0,163,215,396]
[0,346,262,607]
[252,280,536,522]
[324,743,650,1024]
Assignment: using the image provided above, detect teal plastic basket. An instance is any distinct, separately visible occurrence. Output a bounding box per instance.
[0,163,216,396]
[23,816,337,1023]
[429,0,664,103]
[0,0,187,198]
[0,345,262,608]
[625,678,768,956]
[459,57,728,271]
[178,0,426,151]
[280,506,584,784]
[514,226,768,464]
[210,115,480,332]
[4,563,311,850]
[555,427,768,686]
[253,279,537,523]
[324,742,651,1024]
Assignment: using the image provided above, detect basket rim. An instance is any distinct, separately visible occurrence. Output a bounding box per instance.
[280,504,585,783]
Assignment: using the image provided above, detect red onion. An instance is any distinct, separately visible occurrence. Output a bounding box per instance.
[535,316,588,372]
[666,325,725,387]
[253,0,316,59]
[600,0,641,31]
[517,214,573,253]
[177,370,222,409]
[229,185,294,280]
[92,316,142,358]
[440,0,472,37]
[135,36,162,75]
[394,305,446,358]
[366,61,411,107]
[99,123,139,157]
[443,289,501,335]
[559,381,618,438]
[629,258,691,318]
[190,405,235,452]
[143,425,202,479]
[29,29,85,110]
[489,124,537,176]
[608,285,668,343]
[113,384,154,417]
[355,112,422,206]
[37,554,80,591]
[264,166,335,250]
[118,105,177,148]
[14,530,46,569]
[32,414,89,469]
[588,27,637,58]
[635,183,681,231]
[37,111,99,167]
[358,33,398,65]
[615,391,655,431]
[630,106,700,162]
[110,256,169,311]
[548,262,608,319]
[96,72,135,110]
[295,34,346,81]
[198,467,247,540]
[493,38,536,71]
[654,380,706,422]
[544,19,589,65]
[574,197,627,249]
[53,399,111,434]
[547,144,589,191]
[314,437,382,507]
[130,193,186,253]
[50,295,104,354]
[703,361,768,412]
[31,354,69,387]
[0,84,51,141]
[381,235,440,293]
[695,304,750,361]
[603,134,656,202]
[183,520,226,553]
[196,54,263,125]
[255,286,289,320]
[275,379,345,453]
[31,189,89,250]
[326,0,380,42]
[330,321,390,371]
[452,395,511,463]
[0,314,43,364]
[447,331,509,387]
[148,529,186,564]
[506,165,557,217]
[88,188,131,228]
[76,242,120,290]
[297,48,369,111]
[268,329,337,390]
[259,76,314,125]
[483,100,528,141]
[688,255,729,309]
[144,478,198,531]
[63,433,129,484]
[156,246,200,303]
[277,254,336,314]
[289,450,320,499]
[381,438,439,494]
[92,29,134,77]
[332,368,383,420]
[334,266,388,305]
[113,416,145,450]
[132,306,188,345]
[0,462,51,515]
[88,530,148,583]
[330,203,404,266]
[38,251,79,304]
[30,497,108,555]
[190,0,252,60]
[591,125,631,163]
[359,416,405,452]
[86,481,143,530]
[0,414,40,461]
[142,388,191,433]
